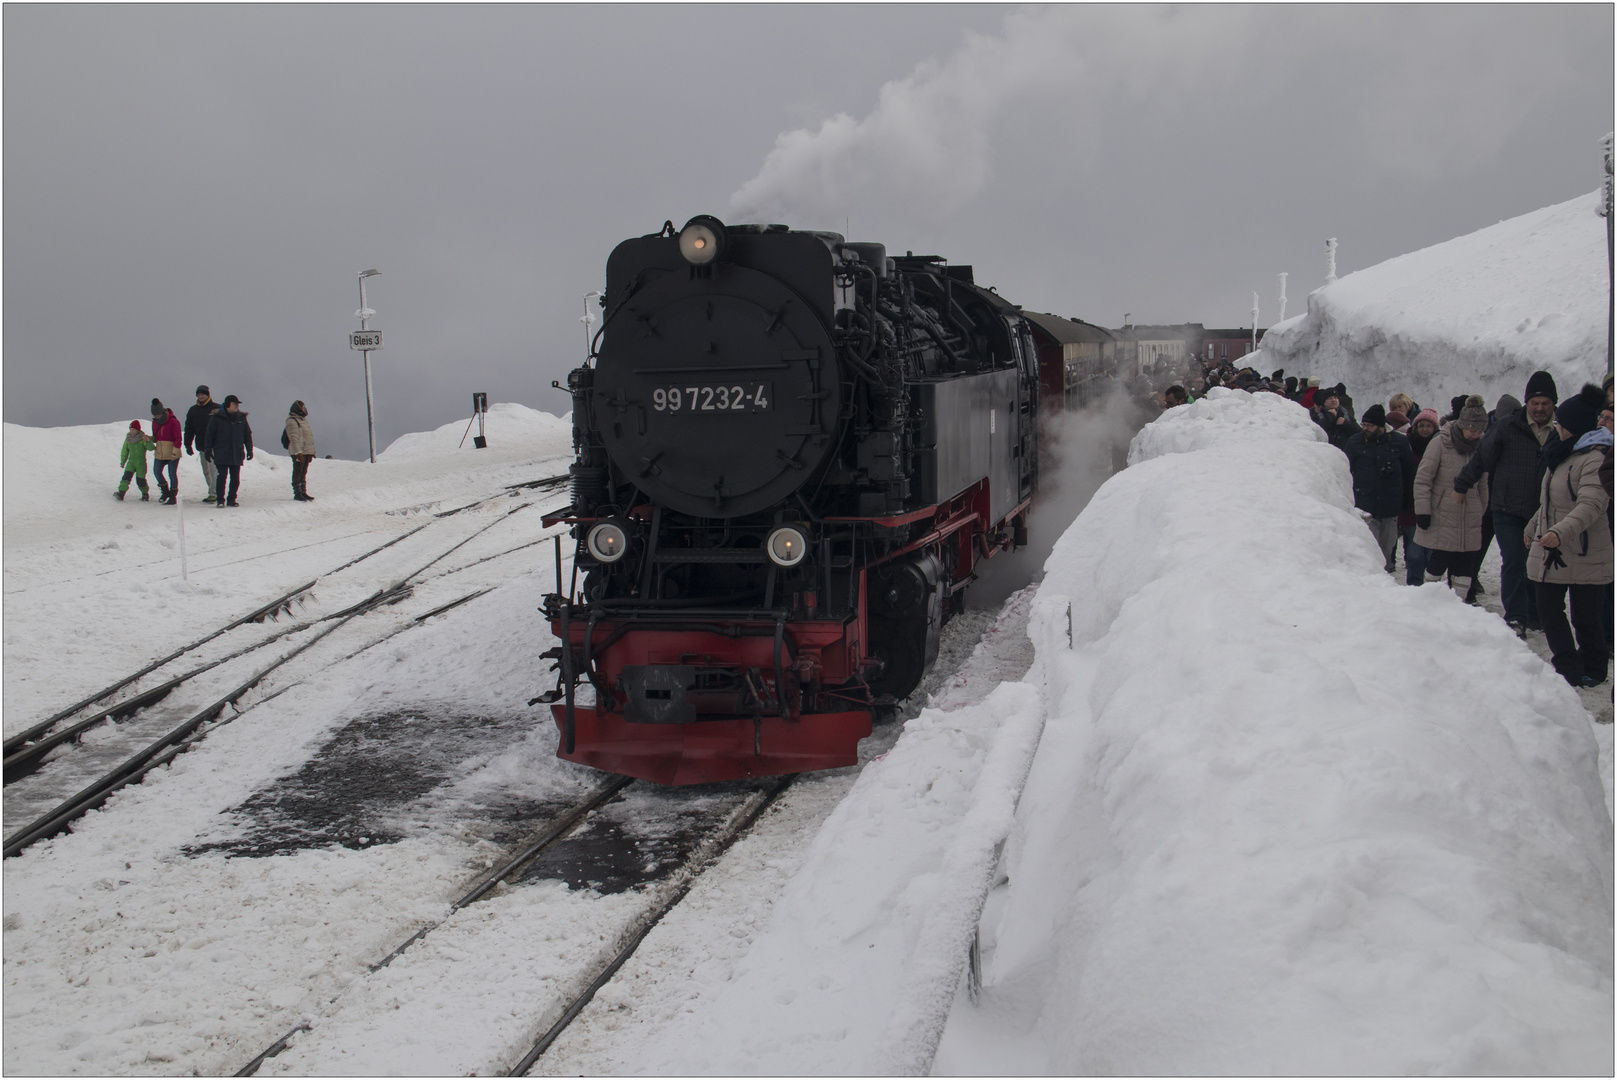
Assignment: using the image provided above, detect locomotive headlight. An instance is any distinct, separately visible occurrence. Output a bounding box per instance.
[586,520,629,563]
[766,524,810,568]
[678,216,726,266]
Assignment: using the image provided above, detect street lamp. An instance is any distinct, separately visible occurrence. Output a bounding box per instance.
[356,269,381,463]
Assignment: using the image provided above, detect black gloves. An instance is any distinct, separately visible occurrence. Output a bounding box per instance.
[1416,515,1431,530]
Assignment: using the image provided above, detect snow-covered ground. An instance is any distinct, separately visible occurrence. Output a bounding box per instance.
[1259,190,1610,412]
[4,390,1609,1075]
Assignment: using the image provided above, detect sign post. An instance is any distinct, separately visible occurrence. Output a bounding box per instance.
[354,269,383,463]
[460,392,490,449]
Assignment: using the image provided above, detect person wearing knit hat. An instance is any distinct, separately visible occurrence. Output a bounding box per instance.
[1414,396,1490,599]
[1386,409,1409,434]
[1456,396,1489,433]
[1453,378,1563,630]
[1398,409,1442,584]
[1345,403,1415,574]
[1525,383,1612,686]
[185,386,221,501]
[1524,369,1558,405]
[150,398,182,503]
[115,420,153,502]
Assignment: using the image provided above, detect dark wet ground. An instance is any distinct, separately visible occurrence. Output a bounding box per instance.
[515,783,765,895]
[185,710,769,900]
[187,711,560,858]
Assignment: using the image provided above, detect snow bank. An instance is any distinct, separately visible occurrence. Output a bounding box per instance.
[1126,384,1324,465]
[966,388,1613,1073]
[377,402,569,462]
[1259,191,1610,413]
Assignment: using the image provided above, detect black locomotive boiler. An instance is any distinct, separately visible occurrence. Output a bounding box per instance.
[538,215,1057,784]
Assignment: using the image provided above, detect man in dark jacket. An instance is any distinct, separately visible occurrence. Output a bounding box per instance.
[202,395,254,507]
[1453,370,1561,631]
[183,385,221,502]
[1313,386,1360,451]
[1345,403,1417,573]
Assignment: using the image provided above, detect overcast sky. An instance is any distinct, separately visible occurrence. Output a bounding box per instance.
[5,4,1611,460]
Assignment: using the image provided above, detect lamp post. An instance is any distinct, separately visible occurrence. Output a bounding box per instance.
[356,269,381,463]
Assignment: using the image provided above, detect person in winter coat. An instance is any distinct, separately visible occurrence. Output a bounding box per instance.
[1312,386,1360,451]
[1344,403,1416,573]
[1386,408,1410,436]
[1414,396,1491,598]
[203,395,254,507]
[150,398,183,504]
[1526,384,1613,687]
[116,420,153,501]
[184,385,221,502]
[284,400,316,502]
[1399,409,1441,585]
[1453,371,1561,631]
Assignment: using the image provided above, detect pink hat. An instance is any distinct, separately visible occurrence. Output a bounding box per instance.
[1412,408,1440,426]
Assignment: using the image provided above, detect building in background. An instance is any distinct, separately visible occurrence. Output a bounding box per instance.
[1200,326,1267,366]
[1108,323,1269,375]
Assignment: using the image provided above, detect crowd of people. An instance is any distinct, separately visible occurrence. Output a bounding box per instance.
[1145,357,1615,690]
[115,386,318,507]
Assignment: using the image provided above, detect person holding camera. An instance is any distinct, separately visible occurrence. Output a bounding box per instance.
[1312,385,1360,451]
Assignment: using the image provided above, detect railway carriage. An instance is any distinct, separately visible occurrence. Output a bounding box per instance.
[536,216,1068,784]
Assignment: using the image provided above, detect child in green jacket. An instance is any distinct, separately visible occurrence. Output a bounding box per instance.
[117,420,154,501]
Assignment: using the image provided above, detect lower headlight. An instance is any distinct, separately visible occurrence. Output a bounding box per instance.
[587,520,628,563]
[766,525,809,567]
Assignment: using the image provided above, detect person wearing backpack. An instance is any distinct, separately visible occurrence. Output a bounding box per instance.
[1526,384,1613,687]
[283,400,316,502]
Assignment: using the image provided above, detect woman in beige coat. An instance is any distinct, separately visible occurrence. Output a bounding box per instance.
[1413,396,1490,598]
[1527,384,1612,686]
[284,401,316,502]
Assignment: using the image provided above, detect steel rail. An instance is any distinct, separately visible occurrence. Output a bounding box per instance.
[3,521,438,758]
[234,775,635,1077]
[1,507,545,853]
[1,601,385,858]
[1,579,317,756]
[507,775,797,1075]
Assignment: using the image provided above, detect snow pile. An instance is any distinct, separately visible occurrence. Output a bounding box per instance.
[1259,191,1610,412]
[1126,385,1323,465]
[952,389,1613,1073]
[377,402,570,462]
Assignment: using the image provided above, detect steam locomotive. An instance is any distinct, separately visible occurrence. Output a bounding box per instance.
[537,216,1049,784]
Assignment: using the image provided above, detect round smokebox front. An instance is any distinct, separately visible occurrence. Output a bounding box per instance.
[593,267,840,518]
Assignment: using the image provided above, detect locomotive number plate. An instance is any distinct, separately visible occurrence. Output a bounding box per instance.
[651,382,772,413]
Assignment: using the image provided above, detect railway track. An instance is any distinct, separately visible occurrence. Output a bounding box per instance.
[4,475,568,773]
[230,774,795,1077]
[3,488,572,856]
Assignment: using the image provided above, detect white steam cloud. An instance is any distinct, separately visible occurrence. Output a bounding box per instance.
[728,6,1243,228]
[729,5,1580,229]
